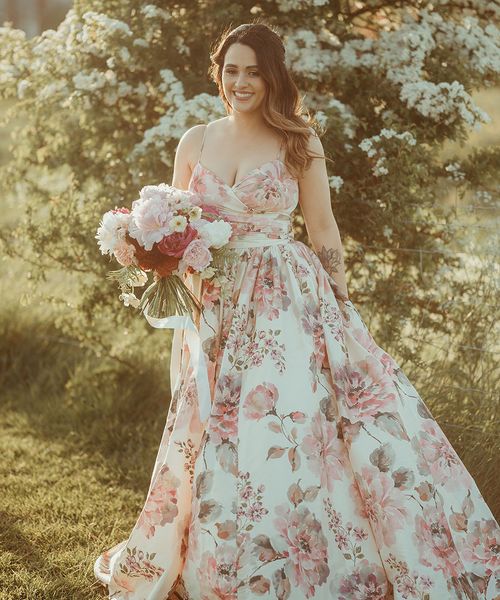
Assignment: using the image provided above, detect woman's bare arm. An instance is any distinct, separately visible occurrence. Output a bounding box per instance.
[298,131,349,301]
[171,124,205,189]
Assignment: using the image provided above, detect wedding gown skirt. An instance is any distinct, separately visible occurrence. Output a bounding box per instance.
[94,158,499,599]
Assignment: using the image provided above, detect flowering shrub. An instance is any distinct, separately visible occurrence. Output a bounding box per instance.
[0,0,498,374]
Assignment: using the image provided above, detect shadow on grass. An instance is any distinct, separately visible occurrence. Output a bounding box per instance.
[0,304,173,496]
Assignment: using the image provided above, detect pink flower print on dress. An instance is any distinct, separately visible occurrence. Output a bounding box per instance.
[345,358,398,420]
[252,258,291,320]
[413,420,476,492]
[242,180,284,212]
[273,503,330,598]
[300,410,349,493]
[413,504,461,578]
[457,518,500,575]
[354,465,409,547]
[201,278,222,310]
[208,373,240,445]
[196,543,238,600]
[335,558,390,600]
[136,465,181,539]
[242,382,279,421]
[189,167,210,194]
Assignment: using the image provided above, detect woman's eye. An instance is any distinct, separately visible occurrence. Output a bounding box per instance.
[225,70,259,77]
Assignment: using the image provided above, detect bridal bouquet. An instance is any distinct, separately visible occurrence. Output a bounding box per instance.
[96,183,235,320]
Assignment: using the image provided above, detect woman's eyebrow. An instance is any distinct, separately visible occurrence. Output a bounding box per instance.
[224,64,259,68]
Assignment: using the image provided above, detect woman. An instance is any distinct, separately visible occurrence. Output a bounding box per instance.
[94,22,499,600]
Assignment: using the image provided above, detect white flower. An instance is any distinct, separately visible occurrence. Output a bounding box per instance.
[119,292,140,308]
[383,226,393,240]
[141,4,172,21]
[197,219,233,249]
[95,210,131,255]
[445,161,466,182]
[475,190,493,204]
[188,206,202,221]
[373,159,389,176]
[328,176,344,193]
[169,214,187,232]
[73,69,108,91]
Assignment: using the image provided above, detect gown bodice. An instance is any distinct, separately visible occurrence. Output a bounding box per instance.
[188,158,299,247]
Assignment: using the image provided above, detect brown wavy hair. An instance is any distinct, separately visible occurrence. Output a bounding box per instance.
[207,20,331,180]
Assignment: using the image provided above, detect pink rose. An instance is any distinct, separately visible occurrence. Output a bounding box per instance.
[157,224,198,257]
[182,239,212,271]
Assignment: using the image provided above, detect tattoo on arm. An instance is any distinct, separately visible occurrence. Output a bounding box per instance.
[317,245,342,277]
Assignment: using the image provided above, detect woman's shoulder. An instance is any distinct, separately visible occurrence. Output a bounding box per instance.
[177,118,228,169]
[183,117,228,139]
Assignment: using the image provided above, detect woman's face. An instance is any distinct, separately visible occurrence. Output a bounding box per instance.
[222,42,267,114]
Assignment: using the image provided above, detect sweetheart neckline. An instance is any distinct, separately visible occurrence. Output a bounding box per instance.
[194,158,286,189]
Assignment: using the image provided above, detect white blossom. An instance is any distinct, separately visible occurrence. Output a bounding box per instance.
[373,158,389,177]
[445,162,466,182]
[284,28,337,75]
[141,5,172,22]
[328,176,344,193]
[276,0,329,12]
[169,215,188,232]
[119,292,140,308]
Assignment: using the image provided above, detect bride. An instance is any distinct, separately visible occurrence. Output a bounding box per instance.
[94,21,499,600]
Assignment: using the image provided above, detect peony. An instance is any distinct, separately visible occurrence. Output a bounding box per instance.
[95,208,131,255]
[128,193,174,251]
[157,225,198,258]
[198,219,233,249]
[113,239,136,266]
[182,239,212,271]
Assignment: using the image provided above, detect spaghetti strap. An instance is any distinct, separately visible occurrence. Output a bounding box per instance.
[198,124,208,163]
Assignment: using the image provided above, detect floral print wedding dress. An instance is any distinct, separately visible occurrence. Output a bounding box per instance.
[94,131,499,600]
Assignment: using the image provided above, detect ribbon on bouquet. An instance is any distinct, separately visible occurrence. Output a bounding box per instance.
[142,295,212,425]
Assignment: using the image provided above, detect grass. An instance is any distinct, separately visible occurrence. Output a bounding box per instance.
[0,292,173,599]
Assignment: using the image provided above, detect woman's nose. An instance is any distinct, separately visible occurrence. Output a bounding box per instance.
[236,72,249,86]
